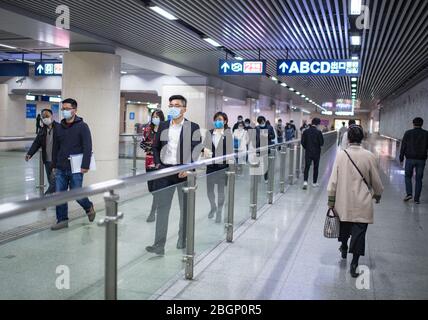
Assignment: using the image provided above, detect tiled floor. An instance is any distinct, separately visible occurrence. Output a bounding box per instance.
[158,138,428,300]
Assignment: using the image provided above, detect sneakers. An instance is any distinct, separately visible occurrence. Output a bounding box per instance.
[312,183,320,188]
[415,200,421,204]
[145,245,165,255]
[87,205,96,222]
[302,182,308,190]
[51,221,69,231]
[403,195,412,202]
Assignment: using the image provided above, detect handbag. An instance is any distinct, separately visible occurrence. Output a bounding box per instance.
[323,208,340,238]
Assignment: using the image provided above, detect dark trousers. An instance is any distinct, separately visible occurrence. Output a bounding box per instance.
[206,170,227,220]
[44,161,56,194]
[55,169,93,222]
[405,159,426,201]
[146,167,160,215]
[338,222,368,256]
[303,154,320,183]
[152,172,187,249]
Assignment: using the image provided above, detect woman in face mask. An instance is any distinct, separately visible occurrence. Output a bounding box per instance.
[140,109,165,222]
[203,112,233,223]
[233,121,248,173]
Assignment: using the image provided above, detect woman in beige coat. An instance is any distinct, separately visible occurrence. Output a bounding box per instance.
[327,125,384,277]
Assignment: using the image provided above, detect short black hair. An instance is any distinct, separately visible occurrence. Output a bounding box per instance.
[41,109,53,115]
[238,115,243,119]
[169,95,187,107]
[413,117,423,127]
[342,122,346,126]
[244,118,251,124]
[312,118,321,126]
[257,116,266,124]
[278,118,283,122]
[214,111,229,129]
[349,119,356,126]
[348,125,364,144]
[290,120,294,123]
[62,98,78,109]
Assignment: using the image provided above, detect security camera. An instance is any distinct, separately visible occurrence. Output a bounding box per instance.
[15,77,26,86]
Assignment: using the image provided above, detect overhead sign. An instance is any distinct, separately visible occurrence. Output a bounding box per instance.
[277,59,361,76]
[335,99,354,116]
[35,62,63,76]
[0,63,29,76]
[26,104,37,119]
[219,60,266,76]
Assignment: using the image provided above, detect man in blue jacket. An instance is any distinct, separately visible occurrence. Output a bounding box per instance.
[51,98,95,231]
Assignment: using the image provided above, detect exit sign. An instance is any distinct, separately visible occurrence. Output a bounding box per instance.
[219,60,266,75]
[35,62,63,76]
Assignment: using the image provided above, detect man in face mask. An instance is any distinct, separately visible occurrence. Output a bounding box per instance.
[26,109,58,195]
[50,98,96,231]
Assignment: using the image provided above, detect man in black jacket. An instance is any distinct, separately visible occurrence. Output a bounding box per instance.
[301,118,324,190]
[146,95,203,255]
[400,117,428,204]
[51,98,95,230]
[26,109,58,195]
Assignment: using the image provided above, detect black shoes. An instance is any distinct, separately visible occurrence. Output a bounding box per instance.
[403,195,412,202]
[339,245,348,259]
[87,205,96,222]
[146,212,156,223]
[350,264,359,278]
[415,199,421,204]
[145,245,164,255]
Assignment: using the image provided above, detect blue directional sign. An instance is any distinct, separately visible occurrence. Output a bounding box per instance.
[35,62,63,76]
[129,112,135,120]
[26,104,37,119]
[0,63,29,76]
[277,59,361,76]
[219,60,266,76]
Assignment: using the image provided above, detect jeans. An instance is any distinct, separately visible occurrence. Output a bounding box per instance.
[44,161,56,195]
[405,159,426,201]
[304,154,321,183]
[55,169,93,222]
[206,170,227,221]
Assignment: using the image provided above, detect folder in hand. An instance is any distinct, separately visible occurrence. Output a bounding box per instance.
[69,153,96,174]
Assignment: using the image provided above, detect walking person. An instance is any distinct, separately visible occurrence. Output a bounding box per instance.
[140,109,165,222]
[338,122,347,146]
[36,113,42,134]
[204,112,233,223]
[327,125,384,277]
[232,115,244,132]
[233,121,248,173]
[26,109,58,195]
[51,98,96,230]
[146,95,202,255]
[276,119,284,144]
[400,117,428,204]
[255,116,275,182]
[340,120,356,150]
[301,118,324,190]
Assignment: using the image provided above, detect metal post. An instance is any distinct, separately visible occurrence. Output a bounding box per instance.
[250,161,259,219]
[293,143,298,179]
[279,146,286,193]
[36,149,45,197]
[132,135,138,176]
[299,144,304,174]
[296,145,301,179]
[184,171,197,280]
[267,148,275,204]
[288,144,295,185]
[98,190,123,300]
[225,162,236,243]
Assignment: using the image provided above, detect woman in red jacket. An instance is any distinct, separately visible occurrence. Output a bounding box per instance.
[140,109,165,222]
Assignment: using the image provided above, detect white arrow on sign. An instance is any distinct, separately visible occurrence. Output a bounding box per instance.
[36,64,44,74]
[279,62,290,73]
[221,62,230,73]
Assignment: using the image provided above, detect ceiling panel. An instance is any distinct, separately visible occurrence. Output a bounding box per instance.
[0,0,427,110]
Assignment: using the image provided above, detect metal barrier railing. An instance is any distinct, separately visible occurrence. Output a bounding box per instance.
[0,131,338,299]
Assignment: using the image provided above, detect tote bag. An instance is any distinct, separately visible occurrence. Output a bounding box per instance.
[323,208,340,238]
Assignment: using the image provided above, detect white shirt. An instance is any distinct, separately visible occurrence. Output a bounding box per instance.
[163,119,184,165]
[212,129,224,149]
[340,131,349,150]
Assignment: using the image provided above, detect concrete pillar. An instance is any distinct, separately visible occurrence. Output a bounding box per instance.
[62,49,121,184]
[0,84,26,150]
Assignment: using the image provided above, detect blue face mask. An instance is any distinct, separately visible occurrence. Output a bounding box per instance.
[62,109,73,120]
[168,107,181,121]
[214,120,224,129]
[152,118,160,126]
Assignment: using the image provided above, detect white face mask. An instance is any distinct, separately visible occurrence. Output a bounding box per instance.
[42,118,52,126]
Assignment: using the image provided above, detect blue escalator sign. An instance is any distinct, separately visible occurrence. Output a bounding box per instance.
[35,62,63,76]
[219,60,266,75]
[277,59,361,76]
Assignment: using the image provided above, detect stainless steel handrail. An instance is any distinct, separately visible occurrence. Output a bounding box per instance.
[0,131,337,220]
[0,136,37,142]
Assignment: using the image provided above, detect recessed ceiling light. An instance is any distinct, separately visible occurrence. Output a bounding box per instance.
[350,0,362,15]
[281,83,287,87]
[150,6,178,20]
[296,91,301,95]
[121,71,128,75]
[352,89,357,93]
[271,76,278,82]
[203,37,222,47]
[351,35,361,46]
[289,87,295,92]
[351,77,358,82]
[235,56,243,61]
[352,84,357,88]
[351,55,359,60]
[0,43,17,50]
